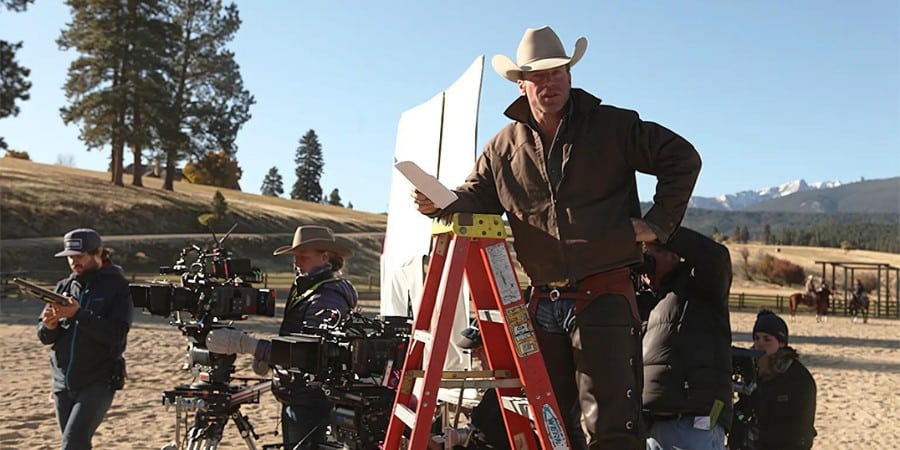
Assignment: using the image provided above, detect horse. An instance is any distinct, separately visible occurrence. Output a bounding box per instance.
[848,292,870,324]
[789,286,831,322]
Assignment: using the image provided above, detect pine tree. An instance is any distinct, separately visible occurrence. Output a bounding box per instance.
[0,0,34,146]
[198,189,228,229]
[158,0,254,191]
[260,166,284,197]
[763,223,772,245]
[58,0,171,187]
[740,225,750,243]
[327,188,342,206]
[291,129,324,202]
[212,190,228,218]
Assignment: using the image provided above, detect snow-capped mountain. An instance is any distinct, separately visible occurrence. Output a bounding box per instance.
[689,179,842,211]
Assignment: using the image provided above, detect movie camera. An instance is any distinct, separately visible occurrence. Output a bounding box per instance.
[731,346,763,397]
[129,224,275,384]
[129,228,275,321]
[729,346,764,450]
[128,225,276,450]
[269,312,412,450]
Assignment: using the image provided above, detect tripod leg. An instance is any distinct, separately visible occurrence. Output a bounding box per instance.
[186,427,204,450]
[203,436,221,450]
[230,411,259,450]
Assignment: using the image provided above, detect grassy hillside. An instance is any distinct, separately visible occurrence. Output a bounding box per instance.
[0,158,386,285]
[0,158,385,239]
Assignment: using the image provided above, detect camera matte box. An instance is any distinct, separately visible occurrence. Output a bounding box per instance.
[271,334,323,373]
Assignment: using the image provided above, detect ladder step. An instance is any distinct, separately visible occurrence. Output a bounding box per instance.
[402,369,514,380]
[477,309,504,323]
[413,329,432,344]
[500,395,535,420]
[394,403,416,428]
[439,378,522,389]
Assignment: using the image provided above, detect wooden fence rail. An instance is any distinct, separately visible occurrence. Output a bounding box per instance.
[728,292,898,318]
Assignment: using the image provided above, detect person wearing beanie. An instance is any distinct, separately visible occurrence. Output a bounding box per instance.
[731,310,817,450]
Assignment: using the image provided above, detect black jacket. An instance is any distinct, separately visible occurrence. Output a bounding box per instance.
[37,265,133,392]
[750,347,817,450]
[640,227,734,430]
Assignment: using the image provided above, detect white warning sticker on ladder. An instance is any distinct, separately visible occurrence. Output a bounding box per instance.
[485,242,521,305]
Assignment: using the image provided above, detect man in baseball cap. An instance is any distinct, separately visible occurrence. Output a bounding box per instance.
[39,227,133,449]
[55,228,102,256]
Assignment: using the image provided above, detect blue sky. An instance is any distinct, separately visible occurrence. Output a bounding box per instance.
[1,1,897,213]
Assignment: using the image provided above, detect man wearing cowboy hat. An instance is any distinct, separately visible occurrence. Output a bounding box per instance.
[414,26,701,449]
[207,225,359,449]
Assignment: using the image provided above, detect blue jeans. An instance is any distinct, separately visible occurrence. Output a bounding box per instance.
[282,401,331,449]
[53,381,116,450]
[646,417,726,450]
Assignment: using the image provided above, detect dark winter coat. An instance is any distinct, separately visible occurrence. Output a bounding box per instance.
[436,88,701,285]
[640,227,734,430]
[270,272,358,405]
[37,265,133,392]
[751,347,817,450]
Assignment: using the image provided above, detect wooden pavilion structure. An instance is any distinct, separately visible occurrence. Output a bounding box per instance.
[814,260,900,318]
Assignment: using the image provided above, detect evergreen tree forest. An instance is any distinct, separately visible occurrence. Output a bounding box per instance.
[676,208,899,253]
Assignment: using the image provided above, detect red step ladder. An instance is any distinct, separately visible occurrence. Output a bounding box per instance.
[383,213,570,450]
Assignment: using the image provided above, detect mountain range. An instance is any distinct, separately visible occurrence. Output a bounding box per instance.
[689,177,898,214]
[690,179,843,211]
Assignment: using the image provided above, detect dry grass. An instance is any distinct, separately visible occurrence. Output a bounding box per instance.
[0,157,386,239]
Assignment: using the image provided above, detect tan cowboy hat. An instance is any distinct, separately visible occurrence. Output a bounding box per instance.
[491,26,588,82]
[273,225,353,258]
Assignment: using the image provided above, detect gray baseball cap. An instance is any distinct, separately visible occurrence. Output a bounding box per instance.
[55,228,102,257]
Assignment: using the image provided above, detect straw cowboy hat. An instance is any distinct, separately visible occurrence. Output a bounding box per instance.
[273,225,353,258]
[491,25,588,82]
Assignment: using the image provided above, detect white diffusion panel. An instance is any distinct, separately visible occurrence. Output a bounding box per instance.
[380,57,484,373]
[380,93,443,319]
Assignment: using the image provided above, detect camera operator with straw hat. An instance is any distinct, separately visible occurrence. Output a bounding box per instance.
[207,225,358,449]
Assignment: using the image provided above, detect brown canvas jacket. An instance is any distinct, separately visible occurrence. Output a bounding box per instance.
[439,88,701,285]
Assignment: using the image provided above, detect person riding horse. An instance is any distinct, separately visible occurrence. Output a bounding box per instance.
[790,278,832,321]
[851,279,868,306]
[804,275,817,303]
[849,279,870,323]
